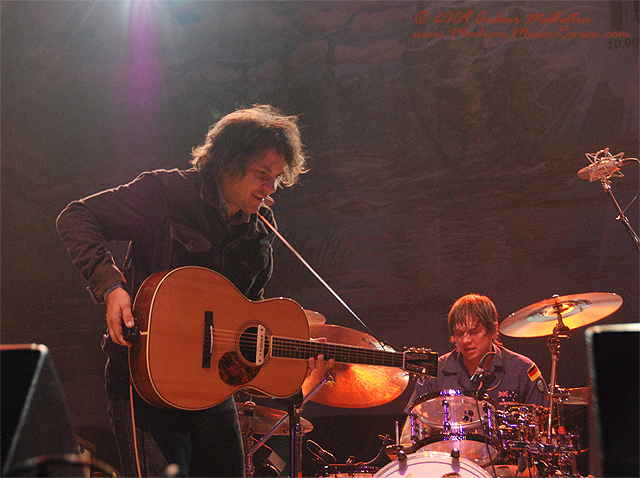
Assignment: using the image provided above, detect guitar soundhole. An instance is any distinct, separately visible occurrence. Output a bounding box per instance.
[238,326,270,364]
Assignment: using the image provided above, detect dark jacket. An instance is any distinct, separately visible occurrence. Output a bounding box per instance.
[56,168,276,304]
[406,344,548,411]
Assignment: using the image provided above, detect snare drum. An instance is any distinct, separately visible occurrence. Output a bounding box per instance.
[409,390,500,467]
[373,450,493,478]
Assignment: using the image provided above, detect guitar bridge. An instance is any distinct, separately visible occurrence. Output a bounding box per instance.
[255,325,266,365]
[202,311,214,368]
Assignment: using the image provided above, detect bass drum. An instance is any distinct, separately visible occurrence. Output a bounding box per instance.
[373,450,493,478]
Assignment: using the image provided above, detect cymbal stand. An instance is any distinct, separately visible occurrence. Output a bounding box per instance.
[599,176,640,252]
[245,369,336,478]
[546,298,571,442]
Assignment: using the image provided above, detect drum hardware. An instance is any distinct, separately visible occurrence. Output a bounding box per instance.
[244,369,336,478]
[500,293,622,441]
[498,294,623,478]
[394,420,407,462]
[496,402,582,477]
[307,439,337,464]
[476,393,500,478]
[317,435,391,477]
[237,401,314,436]
[242,436,284,477]
[546,309,571,442]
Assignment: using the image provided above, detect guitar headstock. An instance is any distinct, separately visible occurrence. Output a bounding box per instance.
[403,347,438,379]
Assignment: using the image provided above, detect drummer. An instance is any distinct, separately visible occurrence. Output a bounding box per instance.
[401,294,547,441]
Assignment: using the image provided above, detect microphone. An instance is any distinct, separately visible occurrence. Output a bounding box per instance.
[306,440,337,464]
[470,352,494,389]
[578,148,636,181]
[469,367,486,389]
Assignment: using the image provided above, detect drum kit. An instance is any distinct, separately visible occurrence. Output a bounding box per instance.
[237,293,622,478]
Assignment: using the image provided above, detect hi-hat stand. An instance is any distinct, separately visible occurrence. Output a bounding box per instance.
[245,369,337,478]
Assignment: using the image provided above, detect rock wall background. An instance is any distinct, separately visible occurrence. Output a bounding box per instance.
[2,0,638,471]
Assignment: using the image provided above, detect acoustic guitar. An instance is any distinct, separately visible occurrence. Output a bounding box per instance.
[129,266,438,410]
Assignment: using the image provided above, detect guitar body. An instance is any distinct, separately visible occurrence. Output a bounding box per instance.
[130,266,310,410]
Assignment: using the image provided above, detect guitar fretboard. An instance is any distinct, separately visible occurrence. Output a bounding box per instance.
[271,337,404,368]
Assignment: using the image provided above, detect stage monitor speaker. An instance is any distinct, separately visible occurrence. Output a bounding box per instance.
[586,323,640,478]
[1,344,82,476]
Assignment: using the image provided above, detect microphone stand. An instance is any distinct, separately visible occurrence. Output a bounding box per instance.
[245,369,336,478]
[599,176,640,251]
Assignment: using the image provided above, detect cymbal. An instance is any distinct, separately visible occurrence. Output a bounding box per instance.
[303,309,326,325]
[564,387,590,405]
[500,293,622,337]
[302,324,409,408]
[236,402,313,435]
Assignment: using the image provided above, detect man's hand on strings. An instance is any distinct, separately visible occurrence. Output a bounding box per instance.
[306,337,335,378]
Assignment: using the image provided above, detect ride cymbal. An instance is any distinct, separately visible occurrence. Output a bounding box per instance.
[500,293,622,337]
[302,324,409,408]
[236,401,313,435]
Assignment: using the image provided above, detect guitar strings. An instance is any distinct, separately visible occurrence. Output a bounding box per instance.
[152,325,405,365]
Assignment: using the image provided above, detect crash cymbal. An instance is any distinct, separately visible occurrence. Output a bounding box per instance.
[236,402,313,435]
[564,387,590,405]
[304,309,326,325]
[500,293,622,337]
[302,324,409,408]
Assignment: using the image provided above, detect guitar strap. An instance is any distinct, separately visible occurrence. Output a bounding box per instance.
[257,211,392,349]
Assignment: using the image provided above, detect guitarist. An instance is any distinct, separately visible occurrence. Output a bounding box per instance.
[56,105,330,477]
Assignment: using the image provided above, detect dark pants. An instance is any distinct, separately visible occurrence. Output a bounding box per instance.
[105,356,245,477]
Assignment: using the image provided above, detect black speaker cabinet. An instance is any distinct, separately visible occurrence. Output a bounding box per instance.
[1,344,81,476]
[586,323,640,478]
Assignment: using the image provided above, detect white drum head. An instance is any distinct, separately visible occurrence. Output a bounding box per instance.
[373,450,493,478]
[416,436,499,468]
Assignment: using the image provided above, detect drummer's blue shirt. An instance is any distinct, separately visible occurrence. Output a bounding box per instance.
[405,344,548,413]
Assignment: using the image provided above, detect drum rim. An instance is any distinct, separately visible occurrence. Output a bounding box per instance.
[415,433,500,449]
[410,389,496,407]
[409,390,497,428]
[372,450,493,478]
[414,434,501,467]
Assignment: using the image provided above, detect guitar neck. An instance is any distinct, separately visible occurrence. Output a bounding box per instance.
[272,336,405,368]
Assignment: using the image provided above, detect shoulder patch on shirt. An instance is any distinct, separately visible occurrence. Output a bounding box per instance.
[527,363,541,382]
[536,378,546,393]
